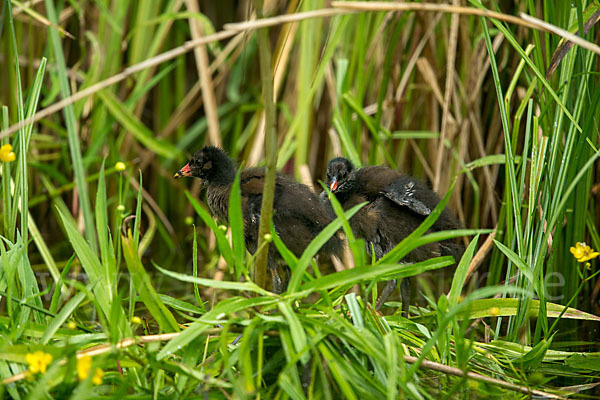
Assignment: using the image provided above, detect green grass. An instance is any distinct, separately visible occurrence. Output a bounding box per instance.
[1,0,600,398]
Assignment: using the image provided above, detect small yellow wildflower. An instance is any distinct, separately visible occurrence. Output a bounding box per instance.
[77,355,92,381]
[131,316,142,324]
[0,143,16,163]
[263,233,273,242]
[92,367,104,385]
[489,307,500,316]
[115,161,126,172]
[77,355,104,385]
[67,321,77,330]
[570,242,600,263]
[25,351,52,374]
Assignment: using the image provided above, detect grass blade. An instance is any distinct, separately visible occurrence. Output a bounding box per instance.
[287,202,366,293]
[44,0,97,252]
[122,231,179,333]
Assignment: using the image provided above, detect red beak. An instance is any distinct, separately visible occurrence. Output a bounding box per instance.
[174,163,192,179]
[329,177,338,192]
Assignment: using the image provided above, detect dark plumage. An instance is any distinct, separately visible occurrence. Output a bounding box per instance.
[175,146,343,293]
[322,157,464,315]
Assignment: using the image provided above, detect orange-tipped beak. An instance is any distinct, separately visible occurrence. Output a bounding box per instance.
[174,163,192,179]
[329,177,338,192]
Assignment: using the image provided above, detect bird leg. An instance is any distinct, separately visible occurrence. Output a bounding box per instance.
[281,266,291,292]
[375,278,411,317]
[268,265,291,294]
[400,278,410,317]
[301,357,313,395]
[269,265,284,294]
[375,279,396,311]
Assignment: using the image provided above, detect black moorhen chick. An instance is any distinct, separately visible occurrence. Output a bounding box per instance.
[175,146,343,293]
[322,157,464,315]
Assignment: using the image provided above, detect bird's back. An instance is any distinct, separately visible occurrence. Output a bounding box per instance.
[356,165,461,231]
[355,166,401,199]
[338,165,463,262]
[240,168,343,260]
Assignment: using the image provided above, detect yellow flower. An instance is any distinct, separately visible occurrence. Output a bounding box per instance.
[115,161,126,172]
[570,242,600,263]
[92,368,104,385]
[77,355,104,384]
[131,316,142,324]
[0,143,16,162]
[77,355,92,381]
[25,351,52,374]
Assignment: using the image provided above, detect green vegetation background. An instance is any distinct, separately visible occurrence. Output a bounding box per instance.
[1,0,599,398]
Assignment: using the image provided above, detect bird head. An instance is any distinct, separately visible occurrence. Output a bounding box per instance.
[326,157,355,194]
[174,146,235,185]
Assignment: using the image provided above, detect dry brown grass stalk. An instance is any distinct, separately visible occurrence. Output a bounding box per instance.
[248,4,300,165]
[12,0,74,39]
[333,1,545,31]
[404,354,565,399]
[0,29,237,141]
[519,12,600,56]
[434,0,460,193]
[2,3,590,145]
[466,230,496,280]
[185,0,222,147]
[395,13,442,103]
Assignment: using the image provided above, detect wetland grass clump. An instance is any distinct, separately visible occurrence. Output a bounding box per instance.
[0,1,599,397]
